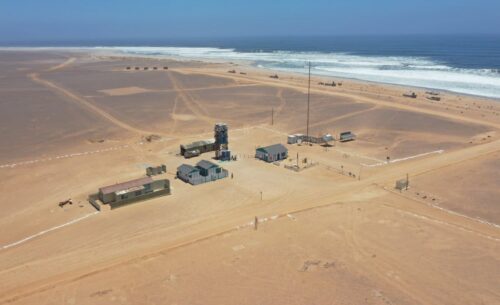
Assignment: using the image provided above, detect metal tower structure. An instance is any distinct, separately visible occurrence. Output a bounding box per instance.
[306,61,311,143]
[214,123,229,159]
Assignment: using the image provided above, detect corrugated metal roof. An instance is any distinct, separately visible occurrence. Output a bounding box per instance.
[196,160,218,170]
[257,144,287,155]
[99,177,153,195]
[177,164,199,174]
[181,139,215,150]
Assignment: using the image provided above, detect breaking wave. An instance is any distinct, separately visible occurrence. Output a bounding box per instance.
[101,46,500,99]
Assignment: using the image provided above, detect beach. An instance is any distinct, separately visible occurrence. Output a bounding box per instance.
[0,49,499,305]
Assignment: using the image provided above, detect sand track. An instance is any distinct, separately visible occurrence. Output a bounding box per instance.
[190,69,500,129]
[289,104,380,134]
[28,73,160,136]
[45,57,76,72]
[2,137,499,304]
[1,54,499,305]
[28,57,166,136]
[167,71,216,125]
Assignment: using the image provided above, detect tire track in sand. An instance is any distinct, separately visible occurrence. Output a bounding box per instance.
[166,71,215,125]
[45,57,76,72]
[29,72,160,136]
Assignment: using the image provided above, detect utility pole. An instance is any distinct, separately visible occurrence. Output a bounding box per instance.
[306,61,311,143]
[271,107,274,125]
[406,173,409,190]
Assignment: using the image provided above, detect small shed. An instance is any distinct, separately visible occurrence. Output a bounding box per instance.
[322,134,334,142]
[146,164,167,176]
[395,179,409,191]
[339,131,356,142]
[256,144,288,162]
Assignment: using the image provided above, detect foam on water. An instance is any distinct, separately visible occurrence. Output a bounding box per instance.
[102,46,500,99]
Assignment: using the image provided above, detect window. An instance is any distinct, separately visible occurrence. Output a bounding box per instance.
[135,190,142,197]
[216,168,221,174]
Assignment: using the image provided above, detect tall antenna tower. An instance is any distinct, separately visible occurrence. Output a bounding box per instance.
[306,61,311,142]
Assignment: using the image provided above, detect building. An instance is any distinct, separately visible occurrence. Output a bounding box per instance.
[403,92,417,98]
[146,164,167,176]
[177,160,228,185]
[287,133,334,145]
[287,135,298,144]
[339,131,356,142]
[395,179,409,191]
[214,123,229,159]
[256,144,288,162]
[89,177,170,210]
[180,139,216,158]
[179,123,230,159]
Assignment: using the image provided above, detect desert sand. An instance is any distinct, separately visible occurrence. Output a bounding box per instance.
[0,49,499,305]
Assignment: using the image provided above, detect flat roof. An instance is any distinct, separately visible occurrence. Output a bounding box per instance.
[99,177,153,195]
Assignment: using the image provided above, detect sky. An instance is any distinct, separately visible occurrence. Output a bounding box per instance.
[1,0,499,43]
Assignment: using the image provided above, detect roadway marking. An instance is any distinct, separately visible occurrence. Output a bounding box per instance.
[1,211,99,250]
[0,145,129,169]
[394,209,500,243]
[361,150,444,167]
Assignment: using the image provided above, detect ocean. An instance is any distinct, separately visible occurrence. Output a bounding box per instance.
[24,35,500,98]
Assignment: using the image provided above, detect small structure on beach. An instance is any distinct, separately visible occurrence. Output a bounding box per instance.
[319,81,336,87]
[177,160,228,185]
[89,177,170,210]
[339,131,356,142]
[270,74,279,79]
[256,144,288,162]
[403,92,417,98]
[427,96,441,101]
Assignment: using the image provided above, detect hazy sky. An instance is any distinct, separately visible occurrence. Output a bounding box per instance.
[1,0,499,43]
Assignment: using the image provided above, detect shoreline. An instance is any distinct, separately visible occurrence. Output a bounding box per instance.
[2,46,500,101]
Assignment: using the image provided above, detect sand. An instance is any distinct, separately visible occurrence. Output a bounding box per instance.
[0,49,499,305]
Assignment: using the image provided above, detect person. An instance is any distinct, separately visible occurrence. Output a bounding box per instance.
[231,173,234,179]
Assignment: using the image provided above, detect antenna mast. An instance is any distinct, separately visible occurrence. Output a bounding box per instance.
[306,61,311,142]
